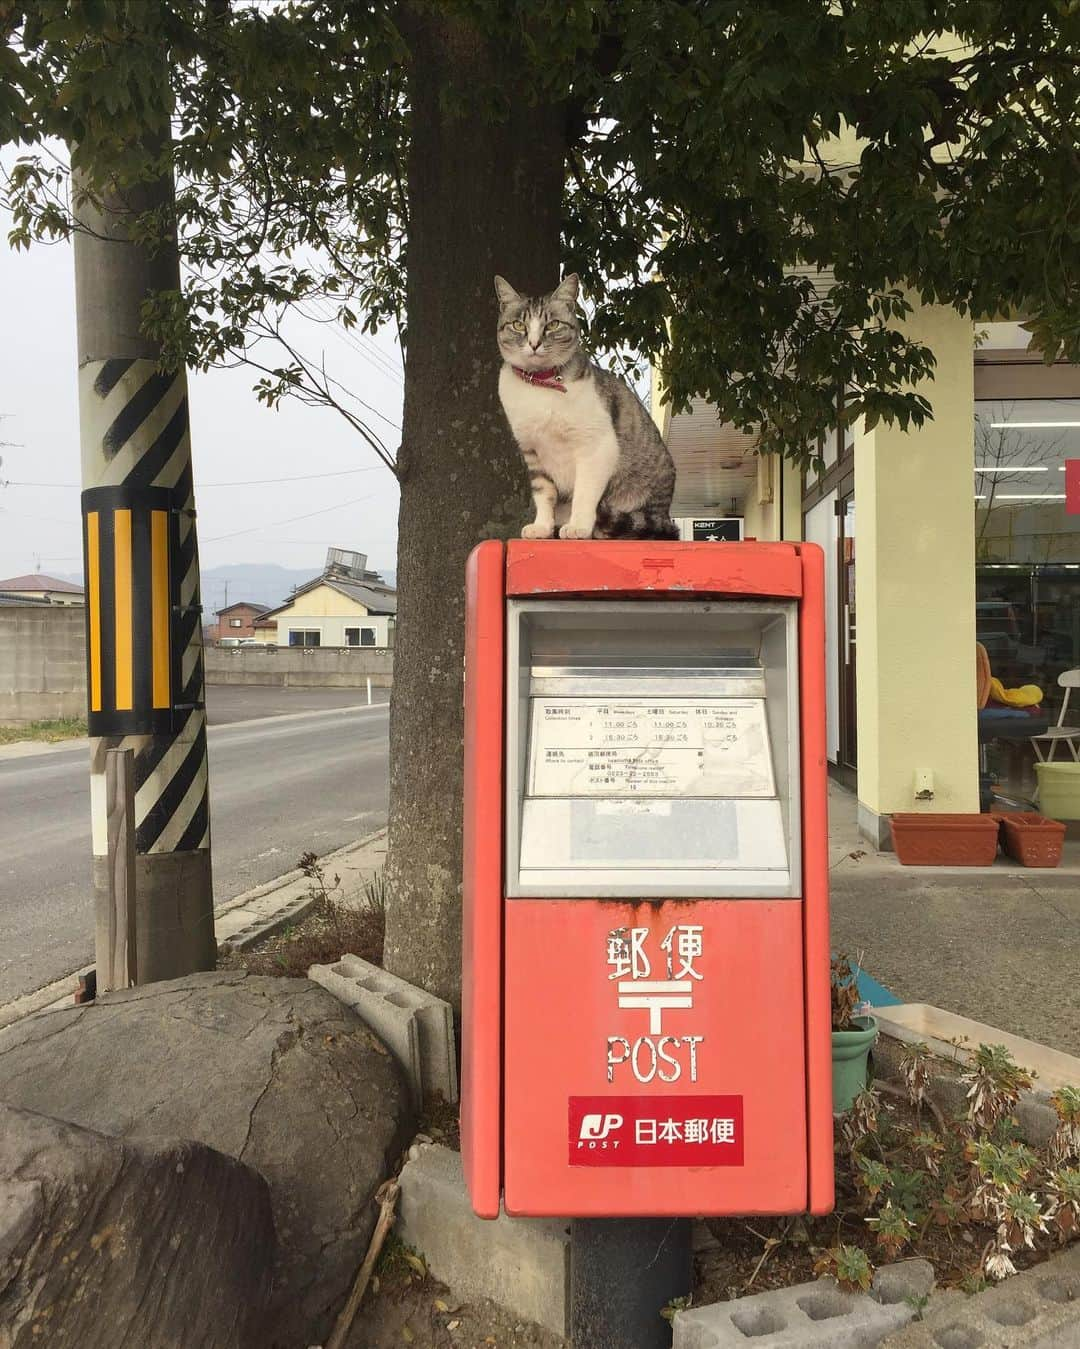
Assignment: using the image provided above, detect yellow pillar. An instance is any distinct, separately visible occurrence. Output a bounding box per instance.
[650,363,672,440]
[742,455,776,540]
[780,457,803,541]
[854,302,978,845]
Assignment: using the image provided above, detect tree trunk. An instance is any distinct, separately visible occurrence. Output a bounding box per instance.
[382,7,566,1009]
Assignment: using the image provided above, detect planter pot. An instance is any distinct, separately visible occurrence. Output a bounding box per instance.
[999,811,1066,868]
[890,813,1000,866]
[1035,762,1080,821]
[832,1015,879,1113]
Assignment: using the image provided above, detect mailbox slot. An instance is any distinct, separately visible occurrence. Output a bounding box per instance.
[506,599,800,898]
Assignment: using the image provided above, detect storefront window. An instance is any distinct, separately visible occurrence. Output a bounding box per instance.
[975,398,1080,796]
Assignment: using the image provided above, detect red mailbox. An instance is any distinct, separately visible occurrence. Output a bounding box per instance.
[462,540,832,1219]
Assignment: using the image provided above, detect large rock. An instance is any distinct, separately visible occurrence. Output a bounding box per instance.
[0,1104,275,1349]
[0,970,412,1347]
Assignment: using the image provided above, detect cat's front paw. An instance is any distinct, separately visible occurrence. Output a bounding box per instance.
[521,523,555,540]
[558,523,594,540]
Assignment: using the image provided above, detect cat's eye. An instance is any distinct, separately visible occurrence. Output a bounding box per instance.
[545,320,565,332]
[510,320,526,333]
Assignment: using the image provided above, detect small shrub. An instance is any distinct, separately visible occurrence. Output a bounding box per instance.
[229,852,386,978]
[1048,1087,1080,1166]
[899,1041,934,1109]
[962,1044,1035,1131]
[835,1040,1080,1287]
[866,1200,915,1257]
[814,1243,873,1293]
[1045,1167,1080,1244]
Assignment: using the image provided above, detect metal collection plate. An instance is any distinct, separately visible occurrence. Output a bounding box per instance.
[528,698,776,799]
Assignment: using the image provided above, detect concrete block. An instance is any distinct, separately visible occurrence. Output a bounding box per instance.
[873,1259,935,1308]
[879,1243,1080,1347]
[308,953,457,1105]
[674,1276,914,1348]
[396,1144,570,1337]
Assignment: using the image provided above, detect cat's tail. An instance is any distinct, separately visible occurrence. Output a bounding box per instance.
[595,506,681,540]
[643,511,680,541]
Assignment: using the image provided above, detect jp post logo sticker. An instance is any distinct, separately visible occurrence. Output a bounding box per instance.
[568,1095,744,1167]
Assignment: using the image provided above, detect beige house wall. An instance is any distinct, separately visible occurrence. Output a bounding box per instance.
[274,584,370,620]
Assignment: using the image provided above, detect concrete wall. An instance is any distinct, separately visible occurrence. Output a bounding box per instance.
[204,645,393,688]
[0,606,87,724]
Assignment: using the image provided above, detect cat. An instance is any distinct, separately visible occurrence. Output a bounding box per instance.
[495,273,679,540]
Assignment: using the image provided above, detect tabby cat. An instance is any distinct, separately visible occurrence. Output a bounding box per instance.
[495,273,678,540]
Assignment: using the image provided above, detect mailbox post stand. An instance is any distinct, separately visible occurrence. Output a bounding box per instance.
[571,1217,692,1348]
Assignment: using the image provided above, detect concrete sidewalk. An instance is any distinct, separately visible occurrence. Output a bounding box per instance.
[828,782,1080,1057]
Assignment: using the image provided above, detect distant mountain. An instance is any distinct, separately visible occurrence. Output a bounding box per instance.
[200,564,318,615]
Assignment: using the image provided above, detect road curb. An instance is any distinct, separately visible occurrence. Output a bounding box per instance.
[0,829,388,1032]
[0,963,96,1033]
[214,828,389,950]
[0,737,89,763]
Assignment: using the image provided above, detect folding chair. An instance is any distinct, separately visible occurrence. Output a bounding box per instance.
[1030,669,1080,764]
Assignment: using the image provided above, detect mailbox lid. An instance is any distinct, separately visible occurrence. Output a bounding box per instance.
[506,539,803,599]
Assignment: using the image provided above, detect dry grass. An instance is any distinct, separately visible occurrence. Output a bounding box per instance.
[220,856,385,978]
[0,717,87,745]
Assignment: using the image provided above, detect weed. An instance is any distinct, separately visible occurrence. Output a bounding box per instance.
[0,716,87,745]
[226,852,386,978]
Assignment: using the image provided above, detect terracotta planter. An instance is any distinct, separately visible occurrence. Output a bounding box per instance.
[890,813,1000,867]
[999,811,1066,868]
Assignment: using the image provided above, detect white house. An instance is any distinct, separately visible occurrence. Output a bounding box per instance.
[259,548,396,649]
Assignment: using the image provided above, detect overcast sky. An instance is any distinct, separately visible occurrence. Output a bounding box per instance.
[0,194,403,584]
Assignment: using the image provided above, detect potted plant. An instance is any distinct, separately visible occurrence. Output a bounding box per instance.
[832,953,879,1112]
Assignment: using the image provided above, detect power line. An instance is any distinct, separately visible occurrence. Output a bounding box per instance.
[302,297,405,390]
[201,467,379,487]
[203,493,376,543]
[309,298,404,383]
[2,466,380,489]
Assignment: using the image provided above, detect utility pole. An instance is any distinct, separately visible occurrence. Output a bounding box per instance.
[74,117,215,988]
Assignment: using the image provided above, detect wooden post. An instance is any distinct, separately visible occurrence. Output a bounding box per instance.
[105,747,138,988]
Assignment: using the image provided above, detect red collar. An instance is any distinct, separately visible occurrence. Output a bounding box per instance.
[512,364,566,392]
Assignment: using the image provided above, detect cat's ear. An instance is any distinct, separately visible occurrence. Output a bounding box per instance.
[494,275,520,307]
[552,272,579,306]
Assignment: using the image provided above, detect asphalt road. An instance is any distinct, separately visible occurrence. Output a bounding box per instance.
[0,687,390,1005]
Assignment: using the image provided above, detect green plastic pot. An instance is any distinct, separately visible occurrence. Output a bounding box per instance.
[832,1015,879,1113]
